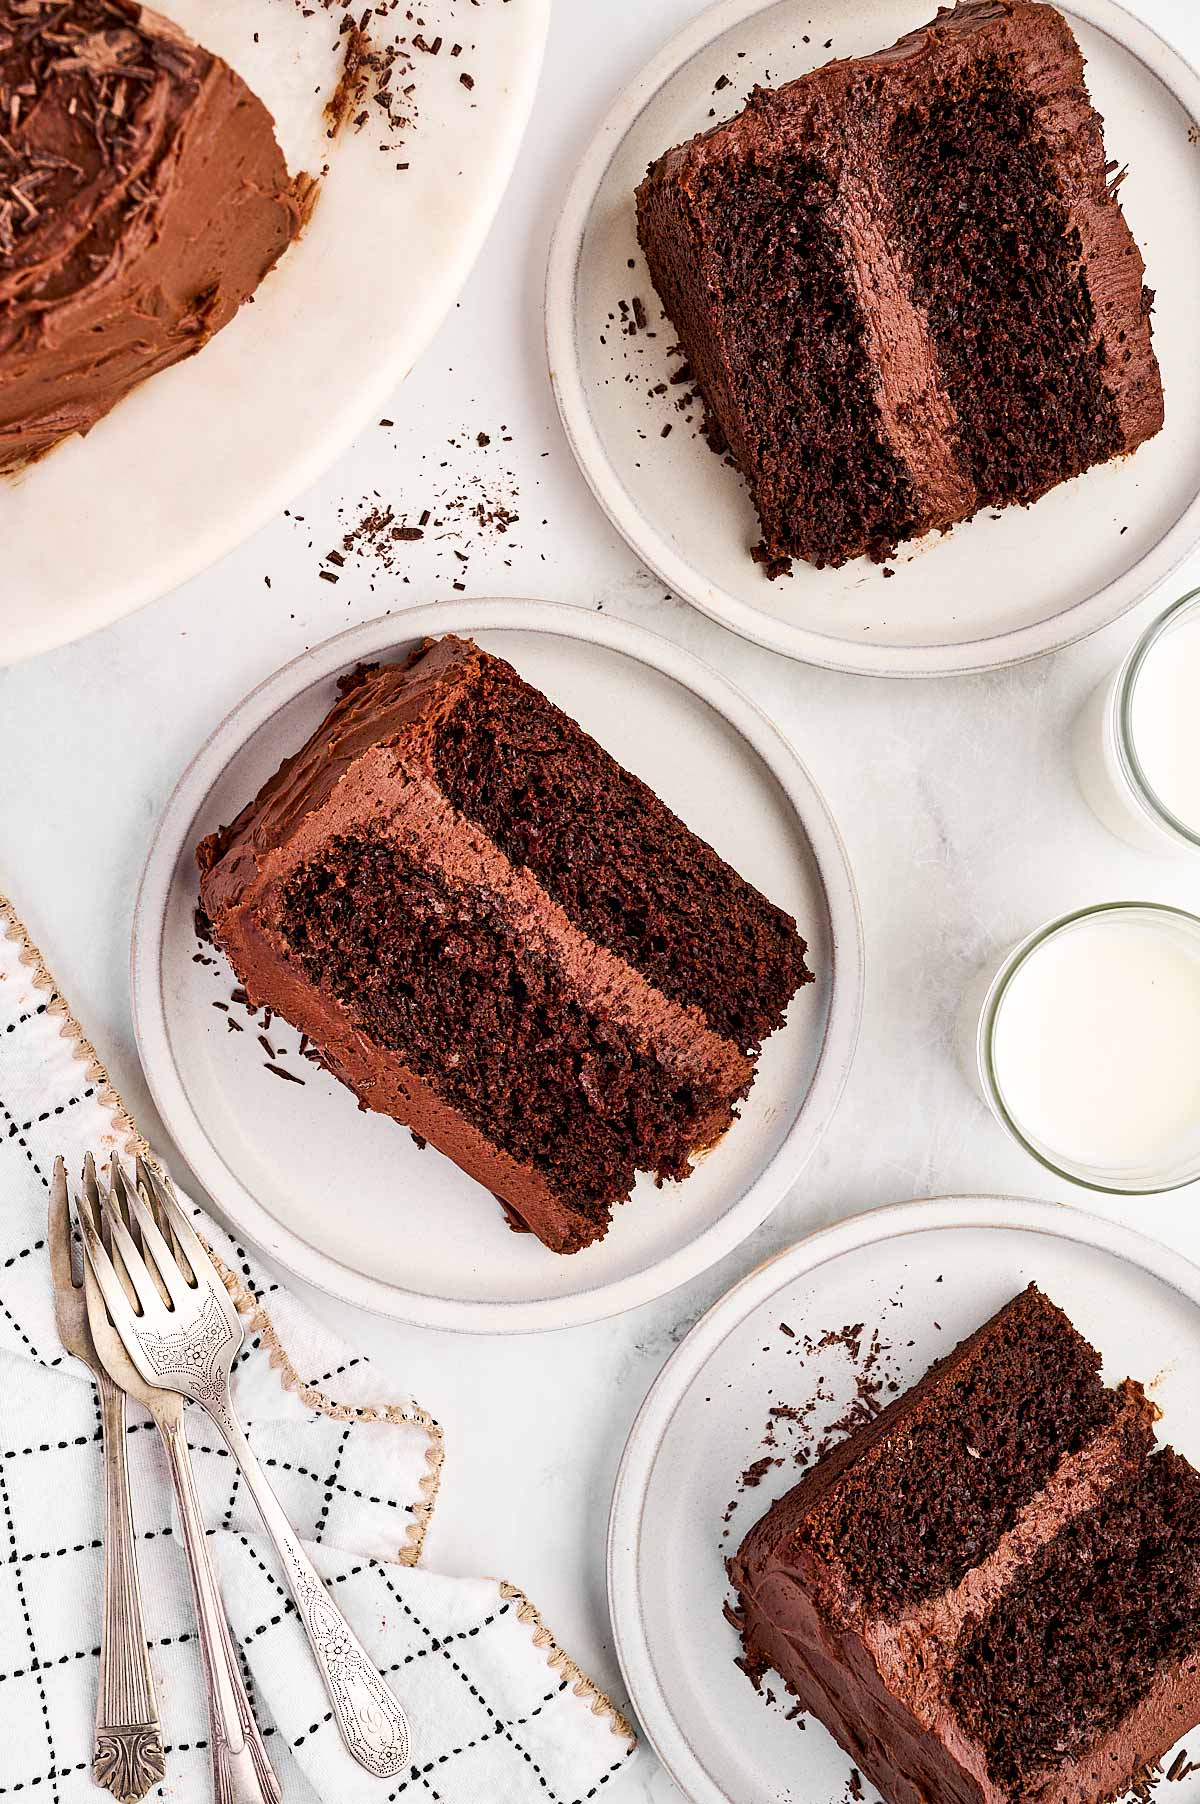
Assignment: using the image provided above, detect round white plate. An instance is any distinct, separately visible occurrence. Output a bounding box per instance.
[131,598,863,1333]
[547,0,1200,677]
[608,1195,1200,1804]
[0,0,548,665]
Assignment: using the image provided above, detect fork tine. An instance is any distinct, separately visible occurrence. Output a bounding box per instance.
[96,1176,164,1318]
[114,1160,194,1309]
[74,1170,144,1331]
[47,1156,76,1298]
[83,1156,132,1302]
[137,1158,214,1284]
[82,1150,101,1217]
[104,1158,163,1305]
[78,1153,104,1239]
[138,1158,197,1286]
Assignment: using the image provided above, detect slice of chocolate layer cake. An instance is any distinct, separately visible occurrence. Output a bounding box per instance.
[636,0,1164,573]
[730,1285,1200,1804]
[0,0,311,474]
[198,635,812,1254]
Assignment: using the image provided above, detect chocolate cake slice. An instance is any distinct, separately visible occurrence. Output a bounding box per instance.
[198,635,812,1254]
[636,0,1164,572]
[730,1285,1200,1804]
[0,0,310,474]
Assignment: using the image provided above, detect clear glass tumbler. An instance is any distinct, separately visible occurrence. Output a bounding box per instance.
[962,901,1200,1196]
[1072,588,1200,855]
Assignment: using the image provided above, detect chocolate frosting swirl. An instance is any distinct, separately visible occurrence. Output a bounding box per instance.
[0,0,311,472]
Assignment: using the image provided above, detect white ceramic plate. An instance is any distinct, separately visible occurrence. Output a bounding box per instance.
[0,0,548,665]
[547,0,1200,677]
[608,1195,1200,1804]
[131,598,863,1333]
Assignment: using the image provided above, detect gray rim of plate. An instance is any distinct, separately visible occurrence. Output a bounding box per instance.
[130,598,865,1334]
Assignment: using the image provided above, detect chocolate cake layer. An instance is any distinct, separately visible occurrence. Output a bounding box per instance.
[777,1285,1125,1614]
[0,0,310,473]
[425,638,812,1053]
[199,636,809,1254]
[635,0,1164,572]
[729,1286,1200,1804]
[949,1449,1200,1796]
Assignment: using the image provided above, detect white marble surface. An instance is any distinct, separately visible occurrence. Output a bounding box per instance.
[2,0,1200,1797]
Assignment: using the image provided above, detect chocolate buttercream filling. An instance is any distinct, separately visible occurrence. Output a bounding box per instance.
[198,640,766,1254]
[635,0,1163,569]
[729,1287,1196,1804]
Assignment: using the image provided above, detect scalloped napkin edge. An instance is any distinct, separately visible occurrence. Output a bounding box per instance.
[0,890,636,1801]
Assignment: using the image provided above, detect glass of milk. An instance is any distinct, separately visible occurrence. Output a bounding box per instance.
[1073,587,1200,853]
[966,902,1200,1194]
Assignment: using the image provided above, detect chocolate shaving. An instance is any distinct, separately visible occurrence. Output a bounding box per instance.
[52,28,153,78]
[264,1060,304,1086]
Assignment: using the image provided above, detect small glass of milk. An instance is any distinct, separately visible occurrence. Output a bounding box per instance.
[1073,587,1200,853]
[967,902,1200,1194]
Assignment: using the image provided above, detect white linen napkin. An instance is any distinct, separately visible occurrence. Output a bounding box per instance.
[0,896,635,1802]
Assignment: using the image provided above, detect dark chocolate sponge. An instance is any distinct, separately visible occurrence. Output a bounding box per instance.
[198,636,812,1254]
[636,0,1164,573]
[730,1286,1200,1804]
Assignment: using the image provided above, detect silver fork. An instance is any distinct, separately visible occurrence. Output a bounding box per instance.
[49,1160,165,1803]
[70,1156,282,1804]
[81,1155,413,1779]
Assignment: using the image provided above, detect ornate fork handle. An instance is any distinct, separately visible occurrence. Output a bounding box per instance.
[94,1373,164,1803]
[211,1407,411,1777]
[156,1414,282,1804]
